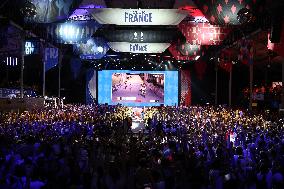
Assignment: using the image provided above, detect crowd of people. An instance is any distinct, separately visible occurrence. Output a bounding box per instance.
[0,104,283,189]
[242,84,282,109]
[140,83,147,98]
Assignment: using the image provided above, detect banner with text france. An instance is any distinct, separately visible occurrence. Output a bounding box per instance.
[108,42,170,53]
[91,9,187,25]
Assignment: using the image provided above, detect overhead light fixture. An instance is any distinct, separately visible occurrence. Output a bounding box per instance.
[21,0,37,19]
[237,8,253,24]
[97,46,104,53]
[68,9,93,21]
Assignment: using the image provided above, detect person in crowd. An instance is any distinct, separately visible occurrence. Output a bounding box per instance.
[0,104,283,189]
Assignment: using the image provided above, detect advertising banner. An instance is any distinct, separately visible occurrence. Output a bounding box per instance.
[95,28,182,43]
[108,42,170,53]
[91,9,187,25]
[45,48,59,72]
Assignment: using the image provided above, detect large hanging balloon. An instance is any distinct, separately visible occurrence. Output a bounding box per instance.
[46,20,101,44]
[193,0,258,25]
[74,37,109,59]
[31,0,74,23]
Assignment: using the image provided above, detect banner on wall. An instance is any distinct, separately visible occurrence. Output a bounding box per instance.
[180,69,191,106]
[91,9,187,25]
[44,48,58,72]
[95,28,182,43]
[108,42,171,53]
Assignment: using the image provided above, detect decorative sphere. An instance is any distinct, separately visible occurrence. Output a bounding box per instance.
[21,1,37,18]
[237,8,253,24]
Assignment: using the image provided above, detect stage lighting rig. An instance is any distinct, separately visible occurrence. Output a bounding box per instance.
[237,8,253,25]
[20,0,37,18]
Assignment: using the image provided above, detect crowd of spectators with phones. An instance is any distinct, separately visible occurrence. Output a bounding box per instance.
[0,104,283,189]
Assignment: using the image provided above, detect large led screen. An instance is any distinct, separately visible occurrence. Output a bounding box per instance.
[98,70,179,106]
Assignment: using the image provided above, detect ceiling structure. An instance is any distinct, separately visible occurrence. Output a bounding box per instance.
[0,0,284,71]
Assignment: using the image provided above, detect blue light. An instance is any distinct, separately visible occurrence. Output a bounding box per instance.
[25,41,35,55]
[75,37,109,60]
[5,57,18,66]
[55,21,101,44]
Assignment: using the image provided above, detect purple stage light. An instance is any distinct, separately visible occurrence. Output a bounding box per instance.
[79,4,105,9]
[69,3,106,21]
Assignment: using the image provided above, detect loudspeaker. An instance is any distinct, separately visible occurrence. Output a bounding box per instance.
[270,16,283,43]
